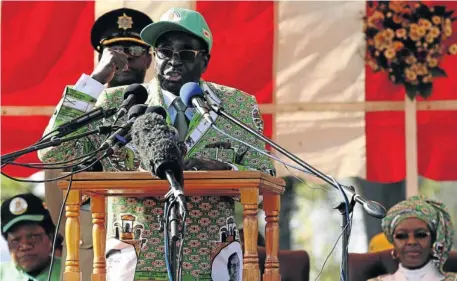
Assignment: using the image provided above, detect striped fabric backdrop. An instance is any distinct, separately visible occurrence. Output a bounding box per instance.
[2,1,457,183]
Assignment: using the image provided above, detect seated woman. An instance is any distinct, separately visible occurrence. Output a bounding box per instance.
[377,195,456,281]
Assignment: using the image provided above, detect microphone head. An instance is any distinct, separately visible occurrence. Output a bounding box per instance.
[180,82,203,107]
[145,106,168,120]
[132,112,183,182]
[123,84,148,104]
[127,104,148,119]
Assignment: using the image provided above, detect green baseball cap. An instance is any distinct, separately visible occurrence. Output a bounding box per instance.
[140,8,213,52]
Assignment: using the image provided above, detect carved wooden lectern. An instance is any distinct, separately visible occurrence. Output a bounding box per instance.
[57,171,284,281]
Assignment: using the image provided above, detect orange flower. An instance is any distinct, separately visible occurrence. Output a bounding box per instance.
[449,44,457,55]
[393,41,404,51]
[396,28,407,39]
[432,16,442,25]
[393,14,403,24]
[384,48,396,60]
[388,1,408,13]
[368,11,385,28]
[418,19,432,30]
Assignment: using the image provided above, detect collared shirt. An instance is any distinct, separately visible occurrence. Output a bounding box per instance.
[161,89,195,123]
[0,257,62,281]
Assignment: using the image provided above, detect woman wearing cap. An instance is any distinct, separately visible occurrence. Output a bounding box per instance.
[377,195,456,281]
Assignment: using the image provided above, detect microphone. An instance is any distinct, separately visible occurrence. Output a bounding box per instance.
[116,84,149,120]
[131,111,186,216]
[180,82,215,125]
[99,104,148,151]
[54,107,117,138]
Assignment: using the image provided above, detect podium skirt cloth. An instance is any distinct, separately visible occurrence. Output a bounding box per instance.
[106,196,243,281]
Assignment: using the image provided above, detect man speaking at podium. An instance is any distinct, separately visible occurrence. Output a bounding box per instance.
[39,8,274,281]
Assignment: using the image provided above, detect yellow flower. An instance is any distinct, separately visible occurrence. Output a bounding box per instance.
[449,44,457,55]
[405,68,417,82]
[384,48,396,60]
[429,27,440,38]
[396,28,407,39]
[417,26,426,37]
[405,56,417,64]
[412,63,428,76]
[419,19,432,29]
[409,28,421,41]
[428,58,438,67]
[374,32,393,50]
[444,27,452,37]
[385,28,395,39]
[425,34,435,43]
[422,75,433,83]
[432,16,442,25]
[410,23,419,31]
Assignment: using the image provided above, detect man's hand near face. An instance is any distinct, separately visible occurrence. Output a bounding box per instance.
[91,48,129,85]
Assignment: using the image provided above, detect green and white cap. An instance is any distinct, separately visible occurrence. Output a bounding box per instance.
[140,8,213,52]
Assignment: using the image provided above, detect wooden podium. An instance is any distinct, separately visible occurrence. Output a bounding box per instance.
[57,170,285,281]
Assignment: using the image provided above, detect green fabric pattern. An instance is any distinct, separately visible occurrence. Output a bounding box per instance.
[39,77,274,280]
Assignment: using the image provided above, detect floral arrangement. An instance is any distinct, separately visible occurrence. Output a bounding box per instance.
[364,1,457,99]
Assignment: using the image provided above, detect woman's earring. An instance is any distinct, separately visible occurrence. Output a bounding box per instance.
[391,249,398,260]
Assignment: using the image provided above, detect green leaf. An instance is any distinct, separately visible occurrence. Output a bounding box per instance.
[430,67,447,78]
[418,83,433,99]
[404,83,418,100]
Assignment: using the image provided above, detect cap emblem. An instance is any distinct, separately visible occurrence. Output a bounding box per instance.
[9,197,28,215]
[203,29,211,39]
[166,11,181,22]
[118,13,133,30]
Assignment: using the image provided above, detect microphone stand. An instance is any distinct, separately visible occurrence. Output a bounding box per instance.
[160,170,187,281]
[209,103,387,281]
[1,128,111,165]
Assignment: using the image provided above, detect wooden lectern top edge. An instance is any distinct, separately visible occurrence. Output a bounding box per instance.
[57,171,285,195]
[60,171,283,183]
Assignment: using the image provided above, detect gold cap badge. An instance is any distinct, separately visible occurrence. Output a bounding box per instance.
[9,197,28,215]
[118,13,133,30]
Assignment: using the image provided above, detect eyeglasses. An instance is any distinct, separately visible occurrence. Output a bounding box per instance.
[155,47,206,62]
[108,45,148,57]
[7,232,47,250]
[394,231,431,241]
